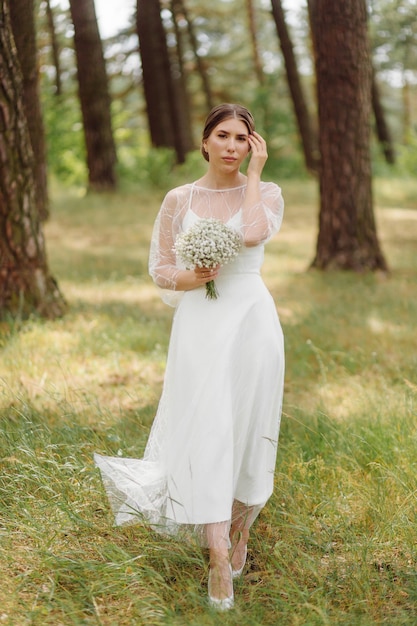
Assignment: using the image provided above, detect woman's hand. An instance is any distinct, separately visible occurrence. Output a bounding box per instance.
[175,266,220,291]
[247,131,268,178]
[194,266,220,284]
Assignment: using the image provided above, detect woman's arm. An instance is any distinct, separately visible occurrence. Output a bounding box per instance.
[241,132,284,246]
[149,190,219,292]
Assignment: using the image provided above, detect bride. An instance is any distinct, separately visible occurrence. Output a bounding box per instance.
[95,103,285,611]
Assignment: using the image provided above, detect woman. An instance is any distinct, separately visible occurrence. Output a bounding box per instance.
[95,103,285,610]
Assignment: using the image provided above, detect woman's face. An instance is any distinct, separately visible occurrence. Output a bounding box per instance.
[203,118,250,172]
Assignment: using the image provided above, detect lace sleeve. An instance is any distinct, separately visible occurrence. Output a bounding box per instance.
[148,188,185,306]
[241,182,284,246]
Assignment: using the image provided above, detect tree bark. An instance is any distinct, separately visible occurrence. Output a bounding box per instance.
[271,0,319,173]
[9,0,49,221]
[68,0,117,191]
[174,0,214,112]
[246,0,264,86]
[372,69,395,164]
[136,0,189,163]
[308,0,387,271]
[170,0,194,151]
[402,74,411,145]
[45,0,62,97]
[0,0,66,319]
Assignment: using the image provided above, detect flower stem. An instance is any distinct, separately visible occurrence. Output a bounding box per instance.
[205,280,219,300]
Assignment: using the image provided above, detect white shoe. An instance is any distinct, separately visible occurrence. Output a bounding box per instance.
[231,544,247,578]
[208,564,234,611]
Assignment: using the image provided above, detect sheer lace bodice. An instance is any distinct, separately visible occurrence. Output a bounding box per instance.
[149,182,284,304]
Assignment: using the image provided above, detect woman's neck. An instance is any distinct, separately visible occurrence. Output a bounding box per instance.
[196,171,246,190]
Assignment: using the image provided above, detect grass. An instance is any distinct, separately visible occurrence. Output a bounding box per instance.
[1,177,417,625]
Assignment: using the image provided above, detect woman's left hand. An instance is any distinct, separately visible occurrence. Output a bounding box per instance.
[247,131,268,178]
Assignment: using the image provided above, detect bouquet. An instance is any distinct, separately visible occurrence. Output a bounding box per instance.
[174,218,242,299]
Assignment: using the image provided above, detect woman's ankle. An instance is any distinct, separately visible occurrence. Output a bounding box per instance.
[229,529,249,574]
[230,527,249,547]
[209,548,230,568]
[208,560,233,601]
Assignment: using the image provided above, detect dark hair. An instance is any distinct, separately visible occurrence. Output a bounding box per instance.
[201,103,255,162]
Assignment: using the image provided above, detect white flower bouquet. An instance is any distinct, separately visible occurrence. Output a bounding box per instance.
[174,218,242,299]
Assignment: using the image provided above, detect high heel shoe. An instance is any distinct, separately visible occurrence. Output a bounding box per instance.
[231,545,247,578]
[208,563,234,611]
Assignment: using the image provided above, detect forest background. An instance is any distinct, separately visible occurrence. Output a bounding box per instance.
[1,0,417,624]
[40,0,417,186]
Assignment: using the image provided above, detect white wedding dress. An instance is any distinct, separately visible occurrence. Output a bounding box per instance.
[95,181,285,547]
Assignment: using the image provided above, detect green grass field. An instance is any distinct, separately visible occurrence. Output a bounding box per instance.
[1,178,416,625]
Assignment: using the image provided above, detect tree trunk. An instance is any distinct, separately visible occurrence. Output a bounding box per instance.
[170,0,194,151]
[308,0,388,271]
[136,0,188,163]
[45,0,62,97]
[68,0,117,191]
[0,0,66,319]
[174,0,214,112]
[271,0,319,173]
[372,69,395,164]
[9,0,49,221]
[402,73,411,145]
[246,0,264,86]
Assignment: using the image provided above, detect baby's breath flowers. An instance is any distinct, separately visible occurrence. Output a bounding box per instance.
[174,218,242,299]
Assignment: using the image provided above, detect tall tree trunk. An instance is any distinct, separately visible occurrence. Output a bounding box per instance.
[9,0,49,221]
[372,69,395,164]
[136,0,188,163]
[271,0,319,173]
[402,73,411,144]
[68,0,117,191]
[246,0,264,86]
[170,0,194,151]
[308,0,387,271]
[0,0,66,319]
[174,0,214,112]
[45,0,62,97]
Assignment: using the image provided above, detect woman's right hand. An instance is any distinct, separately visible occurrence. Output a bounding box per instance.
[175,267,219,291]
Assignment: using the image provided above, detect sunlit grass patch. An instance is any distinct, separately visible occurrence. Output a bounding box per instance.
[374,177,417,210]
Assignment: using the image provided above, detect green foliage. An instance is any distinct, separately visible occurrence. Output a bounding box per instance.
[372,130,417,180]
[42,86,87,186]
[397,133,417,174]
[1,179,417,623]
[248,83,312,181]
[369,0,417,73]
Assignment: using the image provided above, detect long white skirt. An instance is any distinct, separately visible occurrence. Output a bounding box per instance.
[95,246,285,546]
